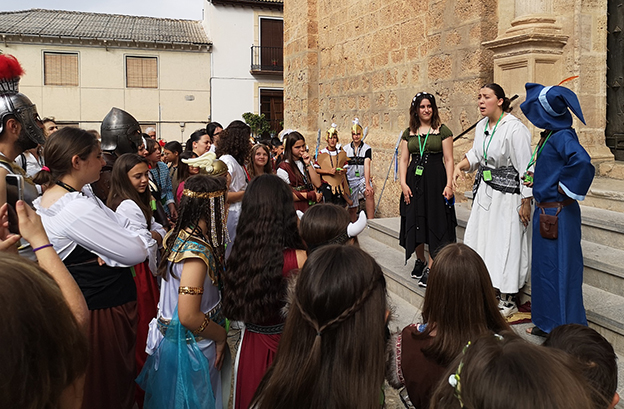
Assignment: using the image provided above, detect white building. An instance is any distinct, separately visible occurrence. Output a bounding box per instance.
[0,8,212,142]
[203,0,283,135]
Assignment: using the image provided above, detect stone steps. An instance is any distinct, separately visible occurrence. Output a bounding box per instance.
[363,202,624,355]
[584,176,624,213]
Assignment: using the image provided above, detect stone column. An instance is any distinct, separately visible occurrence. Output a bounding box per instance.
[483,0,566,107]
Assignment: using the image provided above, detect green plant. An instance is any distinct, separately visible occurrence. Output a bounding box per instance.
[242,112,271,139]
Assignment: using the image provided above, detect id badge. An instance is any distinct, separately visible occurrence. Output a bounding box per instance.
[415,166,424,176]
[355,170,360,177]
[483,170,492,181]
[522,171,533,184]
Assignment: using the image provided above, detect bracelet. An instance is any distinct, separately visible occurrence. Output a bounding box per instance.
[179,286,204,295]
[193,315,211,336]
[32,243,53,252]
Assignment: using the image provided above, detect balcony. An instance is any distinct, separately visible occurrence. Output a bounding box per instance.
[250,45,283,75]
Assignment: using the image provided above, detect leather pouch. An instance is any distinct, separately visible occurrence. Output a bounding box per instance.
[539,208,559,239]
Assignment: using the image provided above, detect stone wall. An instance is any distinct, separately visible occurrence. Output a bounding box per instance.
[285,0,499,217]
[284,0,609,216]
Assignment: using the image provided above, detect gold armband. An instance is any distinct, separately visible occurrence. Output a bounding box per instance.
[193,315,211,336]
[179,286,204,295]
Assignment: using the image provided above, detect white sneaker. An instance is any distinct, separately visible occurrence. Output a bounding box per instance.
[499,301,518,318]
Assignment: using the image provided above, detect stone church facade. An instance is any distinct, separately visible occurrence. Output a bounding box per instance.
[283,0,612,216]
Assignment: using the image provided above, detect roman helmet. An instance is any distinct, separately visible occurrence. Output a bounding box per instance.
[0,54,45,146]
[100,107,143,155]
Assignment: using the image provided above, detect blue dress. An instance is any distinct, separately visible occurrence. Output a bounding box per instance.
[531,128,594,333]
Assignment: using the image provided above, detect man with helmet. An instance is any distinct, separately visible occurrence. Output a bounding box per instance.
[90,107,143,202]
[0,54,45,208]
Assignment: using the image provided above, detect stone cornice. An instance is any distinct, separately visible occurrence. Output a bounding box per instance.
[0,33,212,52]
[482,15,568,58]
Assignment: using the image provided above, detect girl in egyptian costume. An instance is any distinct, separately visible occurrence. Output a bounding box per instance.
[138,153,230,409]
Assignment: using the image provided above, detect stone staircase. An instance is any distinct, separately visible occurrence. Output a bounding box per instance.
[360,201,624,355]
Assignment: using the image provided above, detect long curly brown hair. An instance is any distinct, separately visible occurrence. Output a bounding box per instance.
[215,120,252,165]
[222,174,304,323]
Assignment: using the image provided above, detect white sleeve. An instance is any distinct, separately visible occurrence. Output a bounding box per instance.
[465,119,487,173]
[59,199,149,267]
[277,168,290,184]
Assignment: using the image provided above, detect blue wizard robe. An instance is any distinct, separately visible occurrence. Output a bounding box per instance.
[531,128,594,333]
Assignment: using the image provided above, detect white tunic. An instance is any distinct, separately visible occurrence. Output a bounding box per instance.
[219,154,247,258]
[115,199,166,275]
[463,114,533,294]
[33,186,149,266]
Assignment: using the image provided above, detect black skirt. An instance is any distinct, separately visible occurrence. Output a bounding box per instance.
[399,152,457,262]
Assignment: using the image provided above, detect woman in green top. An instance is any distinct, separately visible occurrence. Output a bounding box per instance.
[399,92,457,287]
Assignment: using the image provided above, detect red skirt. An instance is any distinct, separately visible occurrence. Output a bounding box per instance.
[133,261,160,408]
[82,302,137,409]
[234,330,281,409]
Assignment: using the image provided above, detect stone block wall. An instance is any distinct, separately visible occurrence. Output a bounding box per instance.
[285,0,500,217]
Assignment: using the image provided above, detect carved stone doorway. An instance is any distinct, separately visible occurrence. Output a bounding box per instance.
[607,1,624,160]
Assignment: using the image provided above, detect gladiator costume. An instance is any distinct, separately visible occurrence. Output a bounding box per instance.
[316,125,350,206]
[0,54,46,257]
[91,107,143,202]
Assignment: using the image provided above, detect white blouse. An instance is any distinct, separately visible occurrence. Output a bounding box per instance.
[219,154,247,214]
[116,199,166,275]
[33,186,149,267]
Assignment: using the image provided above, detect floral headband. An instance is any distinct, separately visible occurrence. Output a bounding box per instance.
[448,333,504,407]
[411,92,435,106]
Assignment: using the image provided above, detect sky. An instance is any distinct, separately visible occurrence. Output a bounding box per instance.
[0,0,204,20]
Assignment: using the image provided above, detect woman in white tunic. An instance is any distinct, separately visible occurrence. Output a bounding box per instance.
[215,120,251,259]
[453,83,533,317]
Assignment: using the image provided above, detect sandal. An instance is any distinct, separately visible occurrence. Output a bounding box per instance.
[526,326,548,337]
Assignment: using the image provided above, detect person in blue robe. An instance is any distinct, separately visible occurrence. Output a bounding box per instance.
[520,83,595,336]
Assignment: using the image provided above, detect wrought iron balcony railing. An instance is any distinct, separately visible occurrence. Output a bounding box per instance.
[251,45,283,74]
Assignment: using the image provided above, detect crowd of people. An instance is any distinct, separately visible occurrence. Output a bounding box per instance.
[0,51,612,409]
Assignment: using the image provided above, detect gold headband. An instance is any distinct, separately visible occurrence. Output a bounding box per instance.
[182,189,227,199]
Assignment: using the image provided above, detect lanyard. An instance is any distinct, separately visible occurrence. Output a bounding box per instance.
[418,128,432,157]
[483,113,504,165]
[56,180,79,193]
[526,131,553,170]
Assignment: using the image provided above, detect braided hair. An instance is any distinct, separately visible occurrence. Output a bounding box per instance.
[251,245,388,409]
[158,174,228,280]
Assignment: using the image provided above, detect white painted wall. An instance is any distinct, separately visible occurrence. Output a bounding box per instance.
[204,1,283,127]
[6,42,210,143]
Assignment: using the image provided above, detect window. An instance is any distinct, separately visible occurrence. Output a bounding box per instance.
[126,56,158,88]
[44,52,78,86]
[260,89,283,135]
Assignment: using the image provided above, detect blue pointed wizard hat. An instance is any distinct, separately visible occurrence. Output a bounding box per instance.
[520,82,585,130]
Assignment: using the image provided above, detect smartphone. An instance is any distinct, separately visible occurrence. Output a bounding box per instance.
[6,174,24,234]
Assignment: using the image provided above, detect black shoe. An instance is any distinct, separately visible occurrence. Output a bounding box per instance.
[418,267,429,288]
[411,259,426,279]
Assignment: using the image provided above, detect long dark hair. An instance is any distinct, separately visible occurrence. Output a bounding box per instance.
[409,92,441,134]
[222,174,304,323]
[107,153,153,229]
[299,203,353,254]
[430,333,594,409]
[164,141,183,156]
[33,127,99,186]
[251,245,388,409]
[0,253,88,409]
[417,243,510,366]
[282,131,307,180]
[158,174,228,280]
[483,83,512,112]
[177,151,198,182]
[215,120,251,165]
